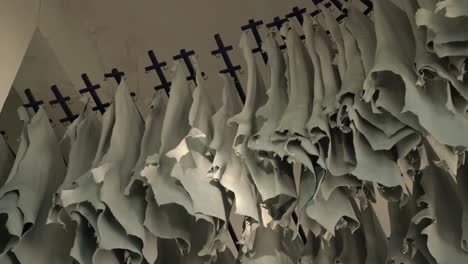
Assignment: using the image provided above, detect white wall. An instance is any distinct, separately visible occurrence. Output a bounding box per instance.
[0,0,39,110]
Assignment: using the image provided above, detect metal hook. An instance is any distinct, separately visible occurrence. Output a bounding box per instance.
[202,72,208,80]
[130,92,137,102]
[214,53,221,59]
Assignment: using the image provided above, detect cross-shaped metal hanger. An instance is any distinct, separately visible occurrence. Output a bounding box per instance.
[80,73,110,114]
[49,85,79,124]
[211,34,245,102]
[173,49,197,82]
[23,88,44,113]
[286,6,307,25]
[266,17,289,50]
[266,16,288,31]
[104,68,126,84]
[145,50,171,95]
[241,19,268,63]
